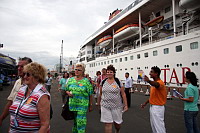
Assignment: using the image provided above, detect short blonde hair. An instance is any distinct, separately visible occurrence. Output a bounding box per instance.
[24,62,47,84]
[76,63,85,74]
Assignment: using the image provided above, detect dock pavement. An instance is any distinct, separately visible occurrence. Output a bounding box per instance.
[0,79,199,133]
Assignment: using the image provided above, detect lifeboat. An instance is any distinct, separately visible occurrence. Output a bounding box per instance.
[97,35,112,49]
[109,9,122,20]
[114,24,142,40]
[145,16,164,27]
[179,0,200,11]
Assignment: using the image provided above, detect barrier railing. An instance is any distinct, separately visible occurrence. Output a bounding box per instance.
[132,81,186,100]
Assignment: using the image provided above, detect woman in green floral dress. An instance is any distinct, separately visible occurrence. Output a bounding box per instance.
[66,64,93,133]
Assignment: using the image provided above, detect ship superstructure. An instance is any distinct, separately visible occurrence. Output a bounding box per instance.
[78,0,200,87]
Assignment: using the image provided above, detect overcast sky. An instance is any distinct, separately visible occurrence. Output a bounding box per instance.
[0,0,134,70]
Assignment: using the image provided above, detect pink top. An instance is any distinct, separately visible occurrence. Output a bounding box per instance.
[97,75,107,88]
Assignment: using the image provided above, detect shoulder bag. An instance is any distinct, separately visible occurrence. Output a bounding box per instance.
[61,97,74,120]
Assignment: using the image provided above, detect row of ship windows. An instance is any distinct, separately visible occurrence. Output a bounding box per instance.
[90,62,199,70]
[89,42,198,68]
[89,61,199,73]
[95,62,199,72]
[116,62,199,71]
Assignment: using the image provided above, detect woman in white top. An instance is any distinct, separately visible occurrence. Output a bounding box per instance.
[98,65,128,133]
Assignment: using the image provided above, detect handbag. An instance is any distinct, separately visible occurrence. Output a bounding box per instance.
[61,97,74,120]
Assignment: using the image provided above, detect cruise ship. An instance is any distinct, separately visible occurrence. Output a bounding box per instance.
[78,0,200,88]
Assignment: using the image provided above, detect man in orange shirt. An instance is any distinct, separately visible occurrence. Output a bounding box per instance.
[141,66,167,133]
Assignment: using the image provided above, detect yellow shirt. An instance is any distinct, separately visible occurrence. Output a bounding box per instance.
[149,80,167,105]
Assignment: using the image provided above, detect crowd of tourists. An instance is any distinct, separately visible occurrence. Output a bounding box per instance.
[0,57,199,133]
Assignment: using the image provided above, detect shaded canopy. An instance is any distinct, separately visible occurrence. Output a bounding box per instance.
[0,53,16,70]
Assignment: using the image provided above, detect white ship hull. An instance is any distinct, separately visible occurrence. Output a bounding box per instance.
[78,0,200,89]
[85,30,200,87]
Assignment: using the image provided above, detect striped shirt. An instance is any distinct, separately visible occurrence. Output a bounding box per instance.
[9,84,50,132]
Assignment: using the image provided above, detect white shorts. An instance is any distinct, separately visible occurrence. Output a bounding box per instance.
[100,106,123,124]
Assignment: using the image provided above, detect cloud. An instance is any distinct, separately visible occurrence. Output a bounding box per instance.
[2,49,59,69]
[0,0,134,70]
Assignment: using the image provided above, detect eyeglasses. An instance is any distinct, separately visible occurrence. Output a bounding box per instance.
[23,72,32,77]
[75,69,82,71]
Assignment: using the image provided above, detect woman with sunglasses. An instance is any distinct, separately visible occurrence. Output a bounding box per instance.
[179,71,199,133]
[66,64,93,133]
[98,65,128,133]
[9,62,50,132]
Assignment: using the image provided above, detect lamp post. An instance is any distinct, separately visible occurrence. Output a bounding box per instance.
[60,55,62,73]
[60,40,63,73]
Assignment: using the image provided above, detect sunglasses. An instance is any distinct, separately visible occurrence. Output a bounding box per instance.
[75,69,82,71]
[107,71,114,74]
[23,72,32,77]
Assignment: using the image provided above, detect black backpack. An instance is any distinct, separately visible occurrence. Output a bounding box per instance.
[101,77,121,88]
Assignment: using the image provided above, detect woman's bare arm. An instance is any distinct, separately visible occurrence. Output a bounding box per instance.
[37,95,50,133]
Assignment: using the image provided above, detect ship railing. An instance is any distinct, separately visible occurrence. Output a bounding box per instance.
[142,25,200,46]
[188,25,200,33]
[127,80,187,88]
[86,56,96,62]
[175,25,200,36]
[130,80,187,97]
[141,34,173,47]
[95,53,112,58]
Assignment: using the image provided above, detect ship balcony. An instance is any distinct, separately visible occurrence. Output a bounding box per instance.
[92,25,200,59]
[87,55,96,62]
[142,25,200,46]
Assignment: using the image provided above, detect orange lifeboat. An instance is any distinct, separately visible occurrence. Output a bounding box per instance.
[145,16,164,27]
[109,9,122,20]
[114,24,142,40]
[97,35,112,48]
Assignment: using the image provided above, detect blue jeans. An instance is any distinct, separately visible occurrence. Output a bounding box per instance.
[184,111,200,133]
